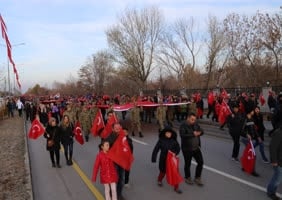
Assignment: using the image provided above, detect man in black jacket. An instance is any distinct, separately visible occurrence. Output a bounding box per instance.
[267,127,282,200]
[179,112,204,186]
[227,103,245,161]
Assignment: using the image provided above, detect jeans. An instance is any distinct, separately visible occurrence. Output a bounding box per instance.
[241,138,268,161]
[63,143,73,161]
[267,166,282,195]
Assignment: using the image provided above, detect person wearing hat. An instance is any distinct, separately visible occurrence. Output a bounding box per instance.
[151,126,182,194]
[226,103,245,161]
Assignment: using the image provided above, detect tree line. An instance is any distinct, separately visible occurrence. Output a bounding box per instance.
[25,6,282,96]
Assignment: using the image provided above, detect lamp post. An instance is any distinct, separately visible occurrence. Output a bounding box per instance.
[1,42,25,95]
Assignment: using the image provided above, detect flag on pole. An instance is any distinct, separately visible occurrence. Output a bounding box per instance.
[166,151,183,186]
[107,129,134,171]
[240,140,256,174]
[100,113,118,139]
[28,118,45,139]
[0,14,21,89]
[91,109,105,136]
[73,121,84,145]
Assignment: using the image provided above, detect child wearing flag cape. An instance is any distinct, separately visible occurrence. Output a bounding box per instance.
[151,126,183,194]
[92,140,118,200]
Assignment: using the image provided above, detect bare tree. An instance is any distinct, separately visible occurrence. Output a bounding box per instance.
[78,50,114,94]
[106,6,163,87]
[223,13,264,86]
[157,26,187,87]
[174,17,201,70]
[256,11,282,84]
[205,15,226,89]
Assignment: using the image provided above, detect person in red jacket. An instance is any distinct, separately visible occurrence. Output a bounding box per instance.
[92,140,118,200]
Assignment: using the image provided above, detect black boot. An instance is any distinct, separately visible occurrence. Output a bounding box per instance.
[139,132,144,138]
[85,135,89,142]
[132,131,135,136]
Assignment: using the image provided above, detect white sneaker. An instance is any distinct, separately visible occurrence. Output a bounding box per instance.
[124,183,130,188]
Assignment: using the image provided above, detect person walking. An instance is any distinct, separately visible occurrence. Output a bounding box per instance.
[156,102,167,132]
[44,117,62,168]
[79,105,92,142]
[226,103,245,161]
[253,106,269,163]
[60,115,74,166]
[123,128,133,188]
[130,101,143,137]
[179,112,204,186]
[105,123,126,200]
[16,98,24,117]
[151,126,182,194]
[266,127,282,200]
[92,140,118,200]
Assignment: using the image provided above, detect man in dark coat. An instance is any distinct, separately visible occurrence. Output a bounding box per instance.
[179,112,204,186]
[226,103,245,161]
[267,127,282,200]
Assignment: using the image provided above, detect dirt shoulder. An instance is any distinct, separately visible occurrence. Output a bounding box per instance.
[0,117,32,200]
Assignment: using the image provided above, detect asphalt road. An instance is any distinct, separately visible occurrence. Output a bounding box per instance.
[26,116,281,200]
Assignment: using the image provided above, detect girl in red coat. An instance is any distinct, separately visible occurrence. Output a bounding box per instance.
[92,140,118,200]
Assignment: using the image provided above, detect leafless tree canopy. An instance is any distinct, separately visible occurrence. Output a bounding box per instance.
[23,6,282,96]
[106,7,163,87]
[78,50,114,94]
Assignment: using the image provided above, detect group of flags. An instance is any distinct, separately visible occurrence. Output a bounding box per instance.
[0,14,21,88]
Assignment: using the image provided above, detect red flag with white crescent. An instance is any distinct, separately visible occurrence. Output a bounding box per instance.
[74,121,84,145]
[100,113,118,139]
[107,129,134,171]
[91,109,105,136]
[28,118,45,139]
[240,140,256,174]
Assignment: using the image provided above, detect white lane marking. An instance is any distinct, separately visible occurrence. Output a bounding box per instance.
[132,138,149,145]
[191,160,282,198]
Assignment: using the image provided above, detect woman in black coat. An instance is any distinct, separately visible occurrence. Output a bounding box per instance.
[151,126,181,193]
[44,117,61,168]
[59,115,74,166]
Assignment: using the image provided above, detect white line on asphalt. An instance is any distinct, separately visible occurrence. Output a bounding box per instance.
[191,161,282,198]
[132,138,149,145]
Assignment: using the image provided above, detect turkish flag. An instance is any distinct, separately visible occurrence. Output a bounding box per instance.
[28,118,45,139]
[100,113,118,139]
[166,151,183,186]
[91,109,105,136]
[207,92,214,106]
[107,129,134,171]
[221,88,228,99]
[218,101,232,125]
[241,140,256,174]
[73,121,84,145]
[259,93,266,106]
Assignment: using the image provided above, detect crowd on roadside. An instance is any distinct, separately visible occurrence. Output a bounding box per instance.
[5,88,282,200]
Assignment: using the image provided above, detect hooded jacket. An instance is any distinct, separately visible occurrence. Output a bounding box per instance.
[151,127,180,172]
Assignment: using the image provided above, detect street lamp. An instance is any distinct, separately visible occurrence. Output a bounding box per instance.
[1,42,25,95]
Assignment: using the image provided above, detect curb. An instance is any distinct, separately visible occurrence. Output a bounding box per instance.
[23,118,34,200]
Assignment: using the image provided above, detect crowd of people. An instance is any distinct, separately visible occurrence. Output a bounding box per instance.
[5,89,282,200]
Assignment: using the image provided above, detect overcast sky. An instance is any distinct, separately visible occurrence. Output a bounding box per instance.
[0,0,280,93]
